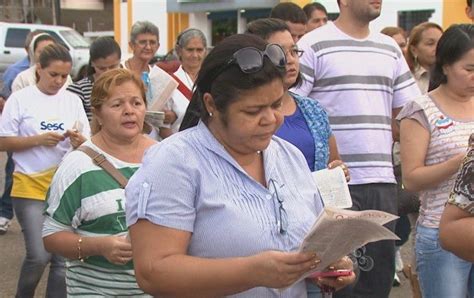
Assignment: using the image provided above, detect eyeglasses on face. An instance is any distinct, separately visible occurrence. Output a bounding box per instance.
[269,179,288,235]
[285,46,304,58]
[135,39,158,47]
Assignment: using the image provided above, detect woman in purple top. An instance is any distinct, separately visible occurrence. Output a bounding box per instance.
[247,18,348,177]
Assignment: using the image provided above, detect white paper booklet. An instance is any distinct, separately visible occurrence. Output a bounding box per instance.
[148,65,179,112]
[312,167,352,208]
[298,207,399,280]
[144,111,165,130]
[72,120,84,133]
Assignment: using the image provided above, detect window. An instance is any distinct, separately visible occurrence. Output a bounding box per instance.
[5,28,30,48]
[59,30,90,48]
[241,8,271,23]
[207,11,237,46]
[398,10,435,33]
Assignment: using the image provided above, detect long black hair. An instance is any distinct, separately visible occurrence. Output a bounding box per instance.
[246,18,303,89]
[429,24,474,90]
[86,37,121,77]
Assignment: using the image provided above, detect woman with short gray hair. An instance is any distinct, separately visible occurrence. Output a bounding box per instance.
[124,20,183,139]
[124,21,160,76]
[130,21,159,43]
[174,28,207,91]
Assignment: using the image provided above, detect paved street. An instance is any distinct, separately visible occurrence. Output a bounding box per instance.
[0,151,412,297]
[0,152,47,297]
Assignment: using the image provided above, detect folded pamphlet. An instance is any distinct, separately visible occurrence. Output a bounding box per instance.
[148,66,179,112]
[296,207,399,283]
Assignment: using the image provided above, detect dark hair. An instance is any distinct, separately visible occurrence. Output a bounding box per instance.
[87,37,121,77]
[38,43,72,68]
[468,0,472,8]
[430,24,474,90]
[380,26,405,38]
[246,18,303,89]
[270,2,307,25]
[25,30,47,51]
[180,34,285,130]
[36,43,72,83]
[406,22,443,71]
[303,2,327,19]
[246,18,289,40]
[32,33,56,52]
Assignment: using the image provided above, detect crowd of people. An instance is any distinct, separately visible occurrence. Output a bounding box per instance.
[0,0,472,297]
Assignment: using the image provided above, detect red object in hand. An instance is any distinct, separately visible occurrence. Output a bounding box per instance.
[309,269,353,279]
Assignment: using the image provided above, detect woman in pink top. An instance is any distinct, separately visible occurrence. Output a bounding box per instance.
[399,24,474,297]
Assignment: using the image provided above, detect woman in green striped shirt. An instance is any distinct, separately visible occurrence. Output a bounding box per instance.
[42,68,156,296]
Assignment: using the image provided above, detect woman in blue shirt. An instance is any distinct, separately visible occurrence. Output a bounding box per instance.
[247,18,348,177]
[125,34,354,297]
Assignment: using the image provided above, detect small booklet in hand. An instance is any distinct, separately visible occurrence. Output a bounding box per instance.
[312,167,352,209]
[144,111,165,130]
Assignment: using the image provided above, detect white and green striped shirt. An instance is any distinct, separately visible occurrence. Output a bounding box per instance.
[43,140,149,297]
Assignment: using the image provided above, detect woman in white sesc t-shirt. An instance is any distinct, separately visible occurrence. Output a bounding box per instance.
[0,43,90,298]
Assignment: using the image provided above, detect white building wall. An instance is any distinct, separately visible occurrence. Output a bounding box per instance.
[189,12,212,46]
[125,0,445,57]
[317,0,443,32]
[120,1,129,56]
[131,0,169,56]
[61,0,104,10]
[237,11,247,34]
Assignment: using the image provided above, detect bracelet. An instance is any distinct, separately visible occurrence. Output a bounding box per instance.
[77,237,85,262]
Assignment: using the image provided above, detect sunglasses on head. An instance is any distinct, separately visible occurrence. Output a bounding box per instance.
[204,44,287,91]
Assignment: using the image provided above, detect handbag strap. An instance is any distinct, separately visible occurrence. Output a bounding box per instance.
[76,145,129,188]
